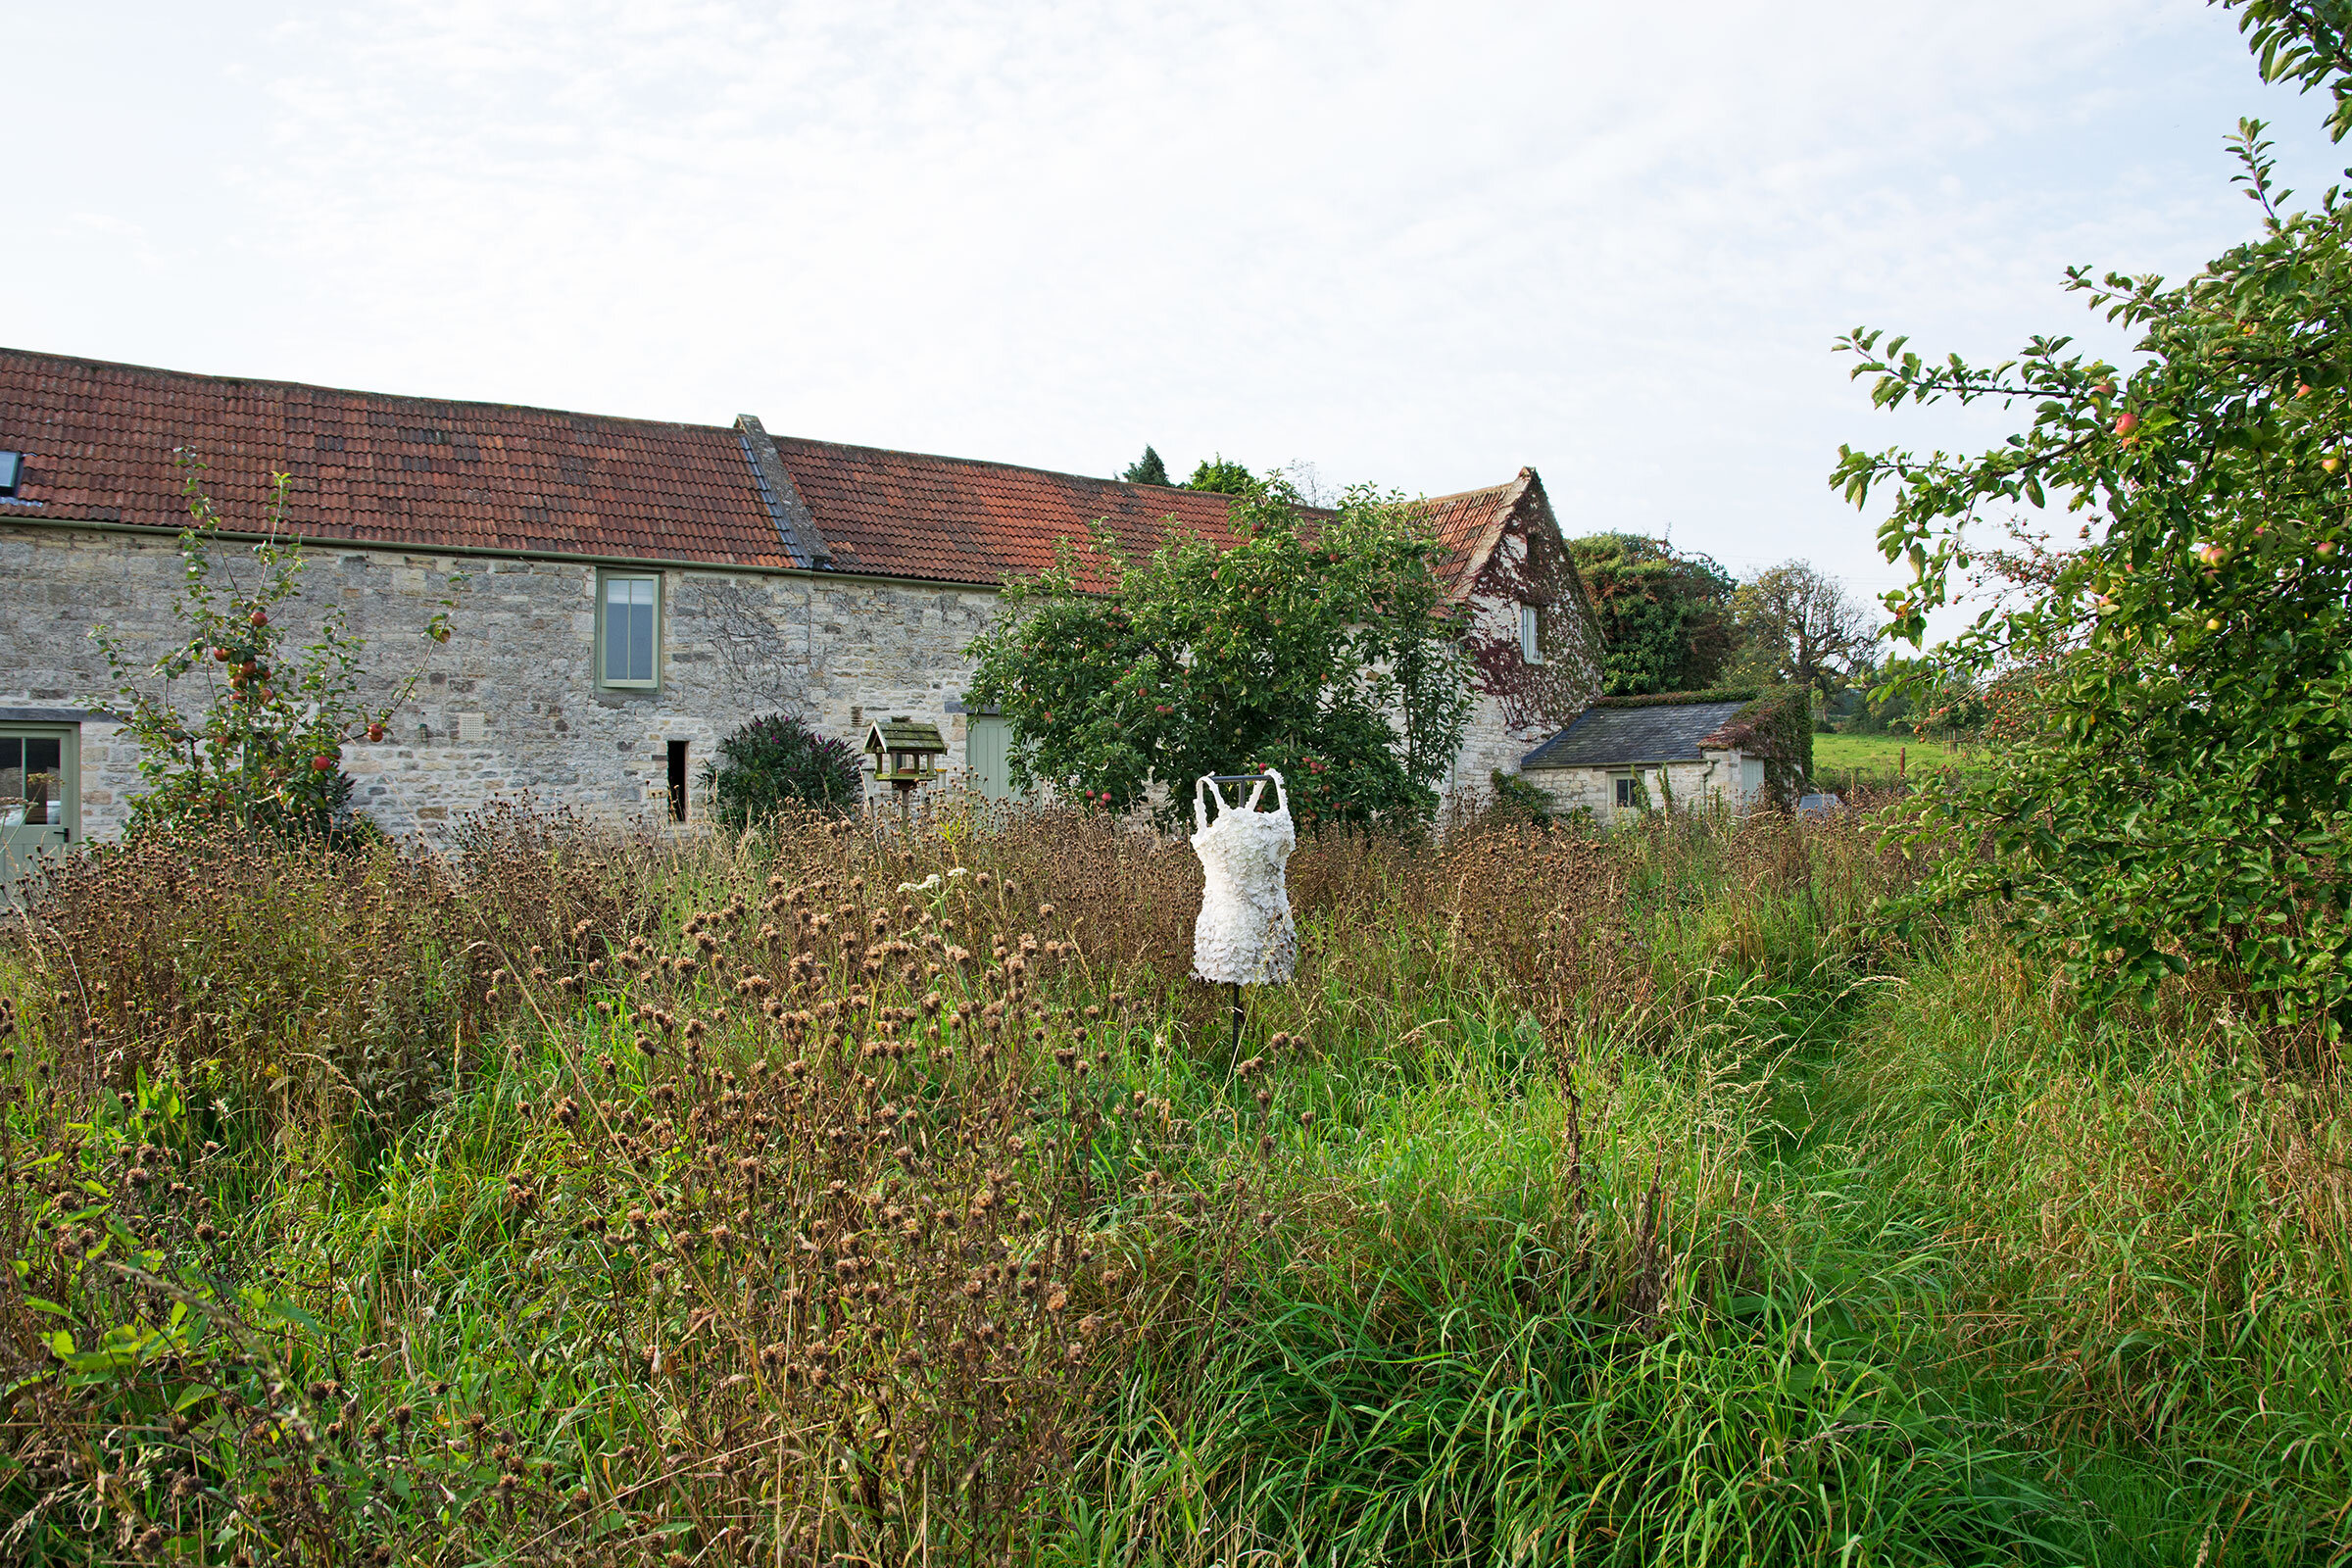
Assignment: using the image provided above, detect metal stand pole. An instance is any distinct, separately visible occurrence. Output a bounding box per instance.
[1230,981,1245,1057]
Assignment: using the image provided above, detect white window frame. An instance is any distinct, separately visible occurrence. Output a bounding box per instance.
[597,570,662,690]
[1611,771,1641,812]
[1519,603,1544,664]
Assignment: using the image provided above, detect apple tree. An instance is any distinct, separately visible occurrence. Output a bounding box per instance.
[963,478,1472,832]
[1833,15,2352,1034]
[90,458,461,841]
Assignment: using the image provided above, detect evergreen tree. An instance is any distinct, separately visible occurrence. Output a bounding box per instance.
[1121,446,1172,486]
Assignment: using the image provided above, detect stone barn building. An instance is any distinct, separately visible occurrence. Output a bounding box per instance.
[0,348,1603,859]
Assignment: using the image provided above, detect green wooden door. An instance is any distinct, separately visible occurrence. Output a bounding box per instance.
[965,715,1011,801]
[1,727,77,904]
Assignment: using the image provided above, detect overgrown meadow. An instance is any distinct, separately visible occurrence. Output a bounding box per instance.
[1,801,2345,1566]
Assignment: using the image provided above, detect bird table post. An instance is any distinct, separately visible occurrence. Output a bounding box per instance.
[863,715,948,797]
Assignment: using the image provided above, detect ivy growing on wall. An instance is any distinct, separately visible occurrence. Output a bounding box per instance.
[1566,533,1739,695]
[1459,491,1604,733]
[1715,687,1815,807]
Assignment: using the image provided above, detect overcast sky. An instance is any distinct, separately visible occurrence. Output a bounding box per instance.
[10,2,2344,628]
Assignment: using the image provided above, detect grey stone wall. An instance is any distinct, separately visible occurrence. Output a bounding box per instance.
[6,518,1575,841]
[1522,751,1754,824]
[1,523,1003,841]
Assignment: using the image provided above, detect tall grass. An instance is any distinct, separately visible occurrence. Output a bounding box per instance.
[0,799,2342,1564]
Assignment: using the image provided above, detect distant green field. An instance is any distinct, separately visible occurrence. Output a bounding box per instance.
[1811,730,1992,788]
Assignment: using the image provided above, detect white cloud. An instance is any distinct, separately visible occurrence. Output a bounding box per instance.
[6,0,2339,630]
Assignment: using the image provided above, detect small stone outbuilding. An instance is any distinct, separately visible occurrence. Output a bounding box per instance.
[1519,695,1776,824]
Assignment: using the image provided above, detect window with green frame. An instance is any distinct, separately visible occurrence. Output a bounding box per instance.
[599,571,662,689]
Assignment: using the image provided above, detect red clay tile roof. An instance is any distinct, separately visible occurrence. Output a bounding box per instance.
[0,348,794,565]
[1,348,1525,593]
[1411,474,1528,598]
[769,435,1244,587]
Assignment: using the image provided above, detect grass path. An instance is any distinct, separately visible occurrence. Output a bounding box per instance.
[1695,942,2345,1568]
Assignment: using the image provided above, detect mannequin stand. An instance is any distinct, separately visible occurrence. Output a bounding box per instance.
[1194,770,1287,1063]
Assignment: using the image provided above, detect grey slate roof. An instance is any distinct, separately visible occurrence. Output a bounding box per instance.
[1520,701,1750,769]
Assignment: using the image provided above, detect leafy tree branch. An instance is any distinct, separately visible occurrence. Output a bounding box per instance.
[964,478,1471,833]
[88,456,464,840]
[1837,24,2352,1030]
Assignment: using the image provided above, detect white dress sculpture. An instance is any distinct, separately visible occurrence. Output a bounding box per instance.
[1191,770,1297,986]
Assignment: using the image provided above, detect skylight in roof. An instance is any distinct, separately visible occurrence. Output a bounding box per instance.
[0,452,21,496]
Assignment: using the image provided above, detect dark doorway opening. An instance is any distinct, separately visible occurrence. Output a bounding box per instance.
[666,740,688,822]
